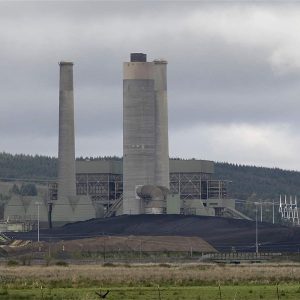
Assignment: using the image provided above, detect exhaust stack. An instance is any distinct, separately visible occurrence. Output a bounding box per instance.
[123,53,169,214]
[53,62,77,223]
[58,62,76,201]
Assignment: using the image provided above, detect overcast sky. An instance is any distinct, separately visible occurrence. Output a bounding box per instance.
[0,1,300,170]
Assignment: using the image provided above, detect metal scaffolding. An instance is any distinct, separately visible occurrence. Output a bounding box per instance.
[279,195,299,225]
[170,172,227,200]
[76,173,123,208]
[49,172,228,211]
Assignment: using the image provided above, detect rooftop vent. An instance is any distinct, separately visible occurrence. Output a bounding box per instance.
[130,53,147,62]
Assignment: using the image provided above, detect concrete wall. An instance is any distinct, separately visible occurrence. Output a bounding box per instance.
[183,199,215,216]
[76,160,122,174]
[169,160,214,174]
[4,195,48,222]
[167,194,181,214]
[206,198,235,209]
[75,159,214,175]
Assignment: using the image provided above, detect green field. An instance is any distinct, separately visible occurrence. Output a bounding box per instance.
[2,263,300,299]
[1,285,300,299]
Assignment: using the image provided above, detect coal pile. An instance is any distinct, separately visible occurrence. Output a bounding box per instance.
[7,215,300,252]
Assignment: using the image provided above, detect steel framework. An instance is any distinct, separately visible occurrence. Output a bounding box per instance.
[279,195,299,225]
[170,172,227,200]
[49,172,228,211]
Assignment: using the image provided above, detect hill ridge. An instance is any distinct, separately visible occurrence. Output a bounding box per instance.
[0,152,299,200]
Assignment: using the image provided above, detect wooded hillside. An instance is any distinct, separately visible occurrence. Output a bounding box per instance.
[215,162,300,200]
[0,152,299,200]
[0,152,57,179]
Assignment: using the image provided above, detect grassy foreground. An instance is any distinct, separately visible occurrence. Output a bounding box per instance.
[2,263,300,299]
[1,285,300,299]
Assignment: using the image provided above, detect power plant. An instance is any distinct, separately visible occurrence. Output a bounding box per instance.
[2,53,300,265]
[3,53,246,228]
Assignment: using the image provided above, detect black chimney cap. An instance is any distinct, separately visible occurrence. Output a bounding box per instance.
[130,53,147,62]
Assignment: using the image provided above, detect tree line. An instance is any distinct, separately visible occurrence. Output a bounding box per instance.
[0,152,299,201]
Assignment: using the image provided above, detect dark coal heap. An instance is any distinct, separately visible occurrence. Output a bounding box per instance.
[7,215,300,252]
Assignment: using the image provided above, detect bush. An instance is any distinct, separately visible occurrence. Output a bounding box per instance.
[20,183,37,196]
[44,255,52,266]
[158,263,171,268]
[20,255,32,266]
[7,260,19,266]
[55,261,69,267]
[102,262,116,267]
[0,286,8,296]
[10,184,20,195]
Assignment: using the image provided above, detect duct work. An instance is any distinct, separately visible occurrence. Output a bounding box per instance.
[136,185,169,214]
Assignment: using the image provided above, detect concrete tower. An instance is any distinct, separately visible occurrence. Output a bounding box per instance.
[153,60,169,189]
[54,61,77,223]
[123,53,169,215]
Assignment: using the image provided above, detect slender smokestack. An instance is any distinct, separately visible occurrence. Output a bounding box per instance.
[55,61,76,221]
[153,59,169,188]
[51,62,95,224]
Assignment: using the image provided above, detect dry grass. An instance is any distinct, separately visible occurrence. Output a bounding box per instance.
[3,236,216,256]
[56,235,217,252]
[1,263,300,288]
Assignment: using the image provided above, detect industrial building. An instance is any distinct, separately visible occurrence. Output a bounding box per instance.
[3,53,246,229]
[46,159,235,218]
[5,158,235,228]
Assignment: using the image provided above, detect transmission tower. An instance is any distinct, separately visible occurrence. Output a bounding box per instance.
[279,194,299,225]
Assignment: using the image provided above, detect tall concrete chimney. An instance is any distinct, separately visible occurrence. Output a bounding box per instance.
[123,53,169,215]
[58,61,76,200]
[153,60,169,189]
[54,61,77,223]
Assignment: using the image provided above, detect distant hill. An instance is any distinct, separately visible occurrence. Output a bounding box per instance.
[215,162,300,200]
[0,152,299,200]
[0,152,57,180]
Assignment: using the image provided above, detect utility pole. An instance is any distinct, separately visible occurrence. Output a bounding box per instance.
[255,202,259,254]
[139,240,142,262]
[102,233,106,262]
[35,201,41,243]
[48,237,51,258]
[272,199,275,224]
[260,200,263,222]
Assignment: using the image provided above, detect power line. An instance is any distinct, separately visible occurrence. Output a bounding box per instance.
[0,177,56,183]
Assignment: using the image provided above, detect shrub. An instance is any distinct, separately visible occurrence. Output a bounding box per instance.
[158,263,171,268]
[20,183,37,196]
[7,260,19,266]
[55,261,69,267]
[102,262,116,267]
[20,255,32,266]
[0,286,8,296]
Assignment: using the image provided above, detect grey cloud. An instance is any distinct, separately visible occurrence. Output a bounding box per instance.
[0,2,300,170]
